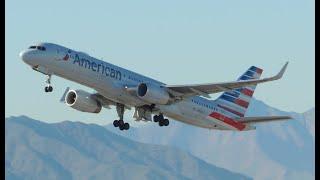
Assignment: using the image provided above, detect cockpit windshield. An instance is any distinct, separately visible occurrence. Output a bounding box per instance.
[29,45,46,51]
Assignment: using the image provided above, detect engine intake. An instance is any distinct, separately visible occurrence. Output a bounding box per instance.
[65,89,102,113]
[137,83,170,105]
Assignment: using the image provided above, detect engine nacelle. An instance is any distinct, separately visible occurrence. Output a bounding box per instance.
[137,83,170,105]
[65,89,102,113]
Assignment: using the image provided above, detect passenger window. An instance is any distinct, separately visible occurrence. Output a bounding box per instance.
[29,46,36,49]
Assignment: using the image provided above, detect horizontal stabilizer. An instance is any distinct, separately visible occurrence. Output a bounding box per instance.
[236,116,292,124]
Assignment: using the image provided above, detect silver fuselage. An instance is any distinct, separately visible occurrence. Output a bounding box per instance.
[20,42,247,131]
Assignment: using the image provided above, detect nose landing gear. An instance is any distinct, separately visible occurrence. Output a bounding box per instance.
[45,86,53,92]
[44,75,53,93]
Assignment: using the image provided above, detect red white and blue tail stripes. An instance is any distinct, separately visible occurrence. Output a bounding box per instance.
[214,66,263,118]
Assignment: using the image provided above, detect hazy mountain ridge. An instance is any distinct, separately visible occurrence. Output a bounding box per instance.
[106,98,314,180]
[5,116,251,180]
[302,108,315,140]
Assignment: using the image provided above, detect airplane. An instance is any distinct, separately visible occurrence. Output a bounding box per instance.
[20,42,292,131]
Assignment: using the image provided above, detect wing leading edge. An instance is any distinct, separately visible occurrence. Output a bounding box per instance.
[165,62,289,98]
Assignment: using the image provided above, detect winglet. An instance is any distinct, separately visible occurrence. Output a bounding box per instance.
[60,87,70,102]
[273,62,289,80]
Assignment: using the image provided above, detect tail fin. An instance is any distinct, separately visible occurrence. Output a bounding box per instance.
[214,66,263,118]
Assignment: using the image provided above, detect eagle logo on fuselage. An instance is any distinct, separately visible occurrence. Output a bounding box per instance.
[63,54,69,61]
[62,49,72,61]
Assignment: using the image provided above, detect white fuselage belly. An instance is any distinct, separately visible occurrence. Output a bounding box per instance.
[42,49,232,130]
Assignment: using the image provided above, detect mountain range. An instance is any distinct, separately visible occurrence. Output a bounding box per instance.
[106,98,315,180]
[5,116,250,180]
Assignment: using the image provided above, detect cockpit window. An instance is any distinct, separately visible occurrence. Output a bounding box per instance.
[37,46,46,51]
[28,45,46,51]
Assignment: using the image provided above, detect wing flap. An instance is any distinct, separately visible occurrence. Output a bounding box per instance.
[92,93,131,110]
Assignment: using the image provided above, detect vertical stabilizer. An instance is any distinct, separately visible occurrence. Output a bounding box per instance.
[214,66,263,118]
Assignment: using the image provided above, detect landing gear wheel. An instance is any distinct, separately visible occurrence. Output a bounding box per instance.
[153,115,159,122]
[124,123,130,130]
[119,125,125,131]
[113,120,119,127]
[163,119,169,126]
[44,86,53,92]
[159,119,164,126]
[118,120,124,126]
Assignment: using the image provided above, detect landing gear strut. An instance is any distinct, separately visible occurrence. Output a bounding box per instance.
[113,103,130,131]
[44,75,53,93]
[153,114,169,127]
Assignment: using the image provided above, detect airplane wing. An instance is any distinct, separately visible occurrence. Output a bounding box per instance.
[92,93,131,110]
[235,116,292,125]
[91,93,114,109]
[165,62,288,99]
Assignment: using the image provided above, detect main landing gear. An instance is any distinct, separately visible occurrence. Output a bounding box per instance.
[153,114,169,127]
[113,103,130,131]
[44,75,53,93]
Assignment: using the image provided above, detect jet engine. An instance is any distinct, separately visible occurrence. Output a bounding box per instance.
[137,83,170,105]
[65,89,102,113]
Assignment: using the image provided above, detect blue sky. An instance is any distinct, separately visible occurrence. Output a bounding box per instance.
[6,0,314,125]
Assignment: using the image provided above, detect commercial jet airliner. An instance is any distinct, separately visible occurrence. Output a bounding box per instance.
[20,42,291,131]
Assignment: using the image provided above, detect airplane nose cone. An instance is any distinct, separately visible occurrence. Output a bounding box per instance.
[19,51,25,59]
[20,50,31,64]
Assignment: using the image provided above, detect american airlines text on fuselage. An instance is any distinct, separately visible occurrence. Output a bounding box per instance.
[71,53,122,81]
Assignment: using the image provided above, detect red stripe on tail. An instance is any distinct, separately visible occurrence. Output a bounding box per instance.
[255,67,263,74]
[241,88,254,97]
[235,99,249,108]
